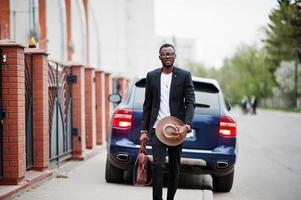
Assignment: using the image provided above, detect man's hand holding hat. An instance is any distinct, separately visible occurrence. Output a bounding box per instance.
[155,116,189,146]
[174,124,190,140]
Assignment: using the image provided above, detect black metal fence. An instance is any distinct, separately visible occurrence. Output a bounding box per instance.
[48,61,73,163]
[25,54,33,169]
[0,48,4,177]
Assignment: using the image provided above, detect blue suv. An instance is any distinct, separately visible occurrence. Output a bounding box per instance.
[106,76,237,192]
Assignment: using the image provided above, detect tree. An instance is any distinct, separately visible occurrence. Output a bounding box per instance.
[217,44,274,104]
[274,61,301,96]
[188,44,275,105]
[187,62,208,78]
[264,0,301,80]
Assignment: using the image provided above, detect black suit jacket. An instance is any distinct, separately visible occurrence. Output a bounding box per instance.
[141,67,195,133]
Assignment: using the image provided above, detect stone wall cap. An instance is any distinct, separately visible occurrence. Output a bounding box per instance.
[0,39,25,48]
[70,64,85,68]
[85,67,96,70]
[24,48,49,55]
[112,76,129,80]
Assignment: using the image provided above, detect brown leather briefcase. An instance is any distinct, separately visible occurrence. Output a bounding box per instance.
[134,140,152,186]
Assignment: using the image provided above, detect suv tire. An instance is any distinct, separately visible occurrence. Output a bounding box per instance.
[212,171,234,192]
[105,157,123,183]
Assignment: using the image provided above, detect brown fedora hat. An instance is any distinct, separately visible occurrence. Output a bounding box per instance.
[155,116,187,146]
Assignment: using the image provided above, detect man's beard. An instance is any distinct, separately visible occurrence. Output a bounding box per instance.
[161,60,174,68]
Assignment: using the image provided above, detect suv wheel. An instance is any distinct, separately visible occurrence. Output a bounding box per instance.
[105,157,123,183]
[212,171,234,192]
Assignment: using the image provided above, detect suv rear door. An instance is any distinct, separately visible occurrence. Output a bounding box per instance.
[130,78,221,150]
[183,81,220,150]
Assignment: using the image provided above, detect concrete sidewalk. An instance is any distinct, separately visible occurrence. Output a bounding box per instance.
[6,146,213,200]
[0,146,102,200]
[0,170,53,200]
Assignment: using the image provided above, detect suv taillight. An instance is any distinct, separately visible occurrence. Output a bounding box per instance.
[112,109,133,129]
[219,116,236,137]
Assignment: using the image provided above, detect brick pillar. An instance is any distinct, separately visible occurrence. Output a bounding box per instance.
[121,78,129,96]
[85,68,96,149]
[104,72,111,141]
[0,0,10,39]
[71,65,86,160]
[95,71,105,145]
[0,40,26,184]
[115,77,128,97]
[24,48,49,170]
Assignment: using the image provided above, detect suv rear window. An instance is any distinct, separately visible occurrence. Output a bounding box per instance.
[133,79,220,116]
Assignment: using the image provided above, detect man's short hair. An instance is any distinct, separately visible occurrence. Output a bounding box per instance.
[159,43,176,54]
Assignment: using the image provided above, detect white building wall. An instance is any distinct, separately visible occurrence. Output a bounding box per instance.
[90,0,127,74]
[46,0,67,63]
[10,0,37,46]
[125,0,157,78]
[90,0,157,78]
[88,2,100,68]
[71,0,86,64]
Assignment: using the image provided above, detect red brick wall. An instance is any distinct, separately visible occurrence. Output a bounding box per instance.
[85,68,96,149]
[113,77,128,97]
[0,41,26,184]
[24,48,49,170]
[104,73,111,141]
[71,65,86,160]
[95,71,105,145]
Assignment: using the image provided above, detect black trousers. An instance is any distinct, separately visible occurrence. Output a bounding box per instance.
[151,130,182,200]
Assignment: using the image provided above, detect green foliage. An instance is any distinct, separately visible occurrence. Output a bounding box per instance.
[218,44,274,104]
[187,62,220,79]
[264,0,301,78]
[187,62,208,78]
[188,0,301,105]
[188,44,274,105]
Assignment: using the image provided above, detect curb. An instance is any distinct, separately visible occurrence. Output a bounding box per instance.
[203,189,213,200]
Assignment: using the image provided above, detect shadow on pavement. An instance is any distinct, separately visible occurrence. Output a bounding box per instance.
[111,171,213,191]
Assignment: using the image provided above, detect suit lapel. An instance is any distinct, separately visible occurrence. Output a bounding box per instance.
[155,69,161,99]
[169,67,178,101]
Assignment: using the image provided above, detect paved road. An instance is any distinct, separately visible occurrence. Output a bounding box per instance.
[12,148,212,200]
[214,108,301,200]
[12,108,301,200]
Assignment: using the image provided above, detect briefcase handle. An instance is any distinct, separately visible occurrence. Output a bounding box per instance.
[139,139,146,154]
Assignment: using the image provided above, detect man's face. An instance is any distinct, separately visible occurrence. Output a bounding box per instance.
[159,47,176,67]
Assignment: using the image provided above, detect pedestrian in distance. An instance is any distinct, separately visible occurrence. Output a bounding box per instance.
[241,96,249,114]
[251,95,257,115]
[139,43,195,200]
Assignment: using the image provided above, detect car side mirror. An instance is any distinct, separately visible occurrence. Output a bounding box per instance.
[108,94,122,104]
[226,101,232,111]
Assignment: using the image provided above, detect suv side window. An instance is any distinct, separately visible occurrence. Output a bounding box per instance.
[133,87,145,110]
[133,79,220,116]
